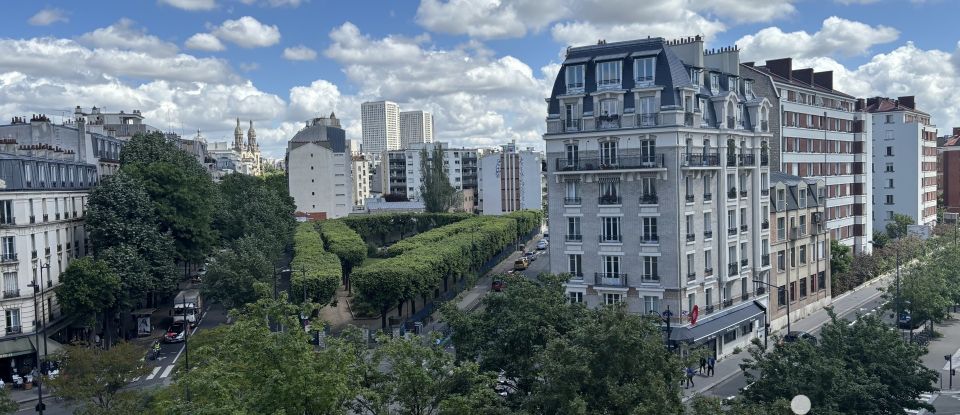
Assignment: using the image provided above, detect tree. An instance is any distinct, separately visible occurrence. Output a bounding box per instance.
[56,258,121,337]
[48,343,151,414]
[213,173,295,259]
[872,231,890,249]
[201,236,273,309]
[690,396,792,415]
[829,239,851,294]
[121,132,216,263]
[740,312,938,414]
[886,213,915,239]
[152,296,360,414]
[419,146,461,212]
[351,335,504,415]
[0,389,17,415]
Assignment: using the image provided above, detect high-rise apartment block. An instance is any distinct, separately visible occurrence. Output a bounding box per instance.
[865,96,938,231]
[361,101,401,155]
[741,59,873,253]
[478,141,542,215]
[380,142,479,212]
[399,110,434,148]
[544,36,773,358]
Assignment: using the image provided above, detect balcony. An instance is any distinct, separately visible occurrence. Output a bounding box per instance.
[728,263,738,276]
[739,154,756,166]
[761,189,770,197]
[42,214,48,222]
[598,195,622,205]
[727,188,737,199]
[739,190,747,198]
[741,258,748,267]
[727,117,735,129]
[685,194,694,203]
[564,119,581,132]
[640,274,660,283]
[5,326,21,335]
[595,272,627,287]
[640,234,659,244]
[703,193,713,201]
[686,233,696,242]
[684,112,694,126]
[563,197,582,205]
[703,230,713,239]
[682,153,720,167]
[565,234,583,242]
[597,114,621,130]
[740,224,748,232]
[687,272,696,280]
[728,227,737,236]
[760,152,769,166]
[705,305,715,315]
[599,234,622,243]
[704,267,714,277]
[54,213,60,221]
[554,154,665,172]
[636,114,658,127]
[639,194,658,205]
[0,254,17,264]
[2,289,18,299]
[762,220,770,230]
[723,299,734,308]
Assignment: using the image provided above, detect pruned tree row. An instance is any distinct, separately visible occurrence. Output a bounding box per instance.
[290,222,342,305]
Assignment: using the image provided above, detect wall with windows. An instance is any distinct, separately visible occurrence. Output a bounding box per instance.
[870,109,938,231]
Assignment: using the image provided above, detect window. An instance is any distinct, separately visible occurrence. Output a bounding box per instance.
[564,104,579,129]
[885,163,894,172]
[886,178,894,188]
[599,141,618,165]
[777,286,786,307]
[818,271,826,290]
[703,175,712,196]
[565,180,580,200]
[599,99,618,117]
[798,188,807,208]
[638,96,656,125]
[643,296,660,314]
[687,253,695,278]
[5,309,20,332]
[885,195,894,205]
[777,217,785,240]
[635,57,656,85]
[800,216,807,235]
[2,272,15,294]
[703,212,712,237]
[640,177,656,198]
[728,76,737,92]
[604,293,622,305]
[565,143,579,166]
[776,189,786,210]
[0,201,11,225]
[740,242,748,265]
[885,114,894,123]
[728,245,737,268]
[601,217,621,241]
[565,65,584,92]
[642,217,658,242]
[727,210,736,230]
[568,254,582,276]
[688,293,696,312]
[740,208,747,230]
[706,288,714,306]
[886,146,893,156]
[639,139,656,161]
[685,215,694,239]
[800,278,807,298]
[602,256,620,276]
[710,73,719,93]
[777,251,785,271]
[0,237,13,259]
[690,68,700,86]
[596,60,622,89]
[566,217,581,239]
[705,250,713,273]
[799,245,807,265]
[642,256,658,281]
[790,281,797,301]
[568,291,583,304]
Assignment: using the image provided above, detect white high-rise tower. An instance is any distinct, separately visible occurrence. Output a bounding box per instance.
[361,100,400,155]
[400,110,434,148]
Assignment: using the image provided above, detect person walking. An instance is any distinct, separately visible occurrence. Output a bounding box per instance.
[685,367,695,389]
[706,355,716,377]
[698,356,707,374]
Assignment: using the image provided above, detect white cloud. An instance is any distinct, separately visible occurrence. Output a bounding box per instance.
[158,0,217,11]
[737,16,899,62]
[185,33,226,51]
[691,0,796,23]
[282,45,318,61]
[288,79,344,120]
[239,62,260,72]
[416,0,567,39]
[28,8,69,26]
[212,16,281,48]
[78,19,179,57]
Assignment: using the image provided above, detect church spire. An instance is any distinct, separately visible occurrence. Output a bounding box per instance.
[233,117,243,151]
[247,120,257,151]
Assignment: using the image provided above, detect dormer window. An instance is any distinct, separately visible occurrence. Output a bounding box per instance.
[776,189,786,210]
[566,65,584,93]
[690,68,700,86]
[798,188,807,208]
[597,60,622,90]
[634,57,656,86]
[728,76,737,92]
[744,80,754,99]
[709,73,719,94]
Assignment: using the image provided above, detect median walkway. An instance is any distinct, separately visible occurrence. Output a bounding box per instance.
[682,270,895,401]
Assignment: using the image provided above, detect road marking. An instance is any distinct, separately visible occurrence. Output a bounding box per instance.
[132,376,141,382]
[145,366,161,380]
[172,345,185,364]
[160,365,174,378]
[942,347,960,370]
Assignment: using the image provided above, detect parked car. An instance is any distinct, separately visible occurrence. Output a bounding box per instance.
[523,251,537,262]
[163,321,187,343]
[782,331,817,344]
[513,258,529,271]
[492,279,506,292]
[536,239,548,250]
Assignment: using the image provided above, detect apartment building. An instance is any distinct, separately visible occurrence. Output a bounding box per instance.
[940,128,960,213]
[478,141,542,215]
[286,114,354,220]
[361,101,401,155]
[380,142,479,211]
[865,96,938,231]
[742,59,873,253]
[399,110,435,149]
[767,172,831,332]
[351,150,372,210]
[544,36,773,359]
[0,114,100,380]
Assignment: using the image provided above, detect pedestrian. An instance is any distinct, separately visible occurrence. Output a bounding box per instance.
[698,356,706,374]
[685,367,695,389]
[707,355,716,377]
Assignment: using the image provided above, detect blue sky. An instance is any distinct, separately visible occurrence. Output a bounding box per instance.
[1,0,959,157]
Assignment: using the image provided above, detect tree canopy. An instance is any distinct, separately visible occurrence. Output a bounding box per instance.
[48,342,152,414]
[56,257,120,327]
[886,213,915,239]
[419,146,462,212]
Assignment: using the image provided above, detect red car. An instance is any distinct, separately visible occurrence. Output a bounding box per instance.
[491,279,506,292]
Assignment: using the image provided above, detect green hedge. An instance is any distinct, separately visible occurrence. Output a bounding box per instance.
[290,222,341,305]
[505,210,543,237]
[353,215,523,327]
[339,213,472,245]
[385,216,491,257]
[317,220,366,269]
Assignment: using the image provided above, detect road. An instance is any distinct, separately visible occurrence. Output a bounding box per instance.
[16,304,229,414]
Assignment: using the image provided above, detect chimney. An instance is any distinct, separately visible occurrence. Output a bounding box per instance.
[866,97,880,108]
[76,116,86,163]
[765,58,793,79]
[898,96,915,109]
[856,98,866,111]
[813,71,833,90]
[791,68,814,86]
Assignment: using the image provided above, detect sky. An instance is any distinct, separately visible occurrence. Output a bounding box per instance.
[1,0,959,158]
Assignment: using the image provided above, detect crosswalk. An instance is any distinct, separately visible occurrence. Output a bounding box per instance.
[131,365,176,383]
[904,392,937,415]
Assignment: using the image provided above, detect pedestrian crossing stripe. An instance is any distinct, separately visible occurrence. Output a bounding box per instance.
[160,365,175,378]
[145,366,161,380]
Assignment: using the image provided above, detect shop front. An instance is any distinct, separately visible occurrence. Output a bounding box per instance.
[669,301,767,360]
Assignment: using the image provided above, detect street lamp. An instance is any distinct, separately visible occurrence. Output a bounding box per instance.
[754,278,787,349]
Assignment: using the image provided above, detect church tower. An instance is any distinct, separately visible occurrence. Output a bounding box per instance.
[247,120,257,151]
[233,118,243,151]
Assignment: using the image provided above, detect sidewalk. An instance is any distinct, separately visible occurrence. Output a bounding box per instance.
[682,270,895,400]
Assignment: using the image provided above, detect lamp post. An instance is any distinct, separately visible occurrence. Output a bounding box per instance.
[754,278,788,348]
[28,275,44,414]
